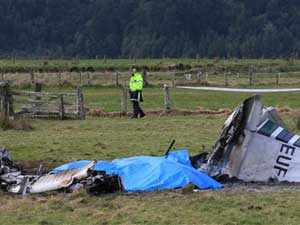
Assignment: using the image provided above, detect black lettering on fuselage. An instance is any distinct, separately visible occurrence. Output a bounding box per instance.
[274,144,295,178]
[280,144,295,156]
[276,155,291,167]
[274,166,288,177]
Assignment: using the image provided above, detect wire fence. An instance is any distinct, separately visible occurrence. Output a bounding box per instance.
[1,70,300,88]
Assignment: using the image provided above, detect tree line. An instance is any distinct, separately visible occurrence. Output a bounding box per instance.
[0,0,300,59]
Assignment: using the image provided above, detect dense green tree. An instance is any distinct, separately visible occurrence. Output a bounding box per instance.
[0,0,299,58]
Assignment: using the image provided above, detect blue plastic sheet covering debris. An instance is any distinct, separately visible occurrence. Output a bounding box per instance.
[51,150,223,192]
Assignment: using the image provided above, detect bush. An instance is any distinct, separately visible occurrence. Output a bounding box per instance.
[0,113,12,130]
[0,113,33,131]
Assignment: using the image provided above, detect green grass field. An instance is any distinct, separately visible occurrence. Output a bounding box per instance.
[1,58,300,74]
[11,86,300,114]
[1,115,225,161]
[1,189,300,225]
[0,58,296,69]
[1,113,300,225]
[81,87,300,112]
[2,60,300,224]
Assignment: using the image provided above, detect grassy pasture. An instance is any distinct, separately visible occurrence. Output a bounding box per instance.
[10,86,300,115]
[80,87,300,112]
[2,59,300,224]
[1,189,300,225]
[1,115,224,161]
[1,113,300,225]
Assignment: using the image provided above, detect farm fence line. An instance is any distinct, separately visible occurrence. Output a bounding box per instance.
[0,82,85,120]
[1,68,300,88]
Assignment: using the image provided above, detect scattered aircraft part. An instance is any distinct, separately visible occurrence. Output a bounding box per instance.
[0,148,23,192]
[29,161,96,193]
[260,107,287,129]
[176,86,300,93]
[199,95,300,182]
[83,171,123,195]
[0,150,99,194]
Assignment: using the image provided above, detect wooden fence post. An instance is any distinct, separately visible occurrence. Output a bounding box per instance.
[121,85,128,116]
[142,70,149,86]
[172,73,176,87]
[58,71,62,90]
[30,71,35,83]
[197,71,202,84]
[224,72,229,86]
[249,66,255,86]
[33,82,42,93]
[0,83,6,114]
[276,73,280,85]
[87,72,91,86]
[249,73,253,85]
[8,88,14,117]
[59,94,65,120]
[116,72,119,87]
[33,83,42,108]
[163,84,171,113]
[0,82,14,116]
[77,86,85,119]
[79,72,82,86]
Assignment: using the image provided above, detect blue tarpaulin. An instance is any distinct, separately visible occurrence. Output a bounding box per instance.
[51,150,223,192]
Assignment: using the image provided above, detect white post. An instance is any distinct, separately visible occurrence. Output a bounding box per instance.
[163,84,171,113]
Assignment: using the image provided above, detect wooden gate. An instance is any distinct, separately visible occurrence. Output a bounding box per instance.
[0,82,85,120]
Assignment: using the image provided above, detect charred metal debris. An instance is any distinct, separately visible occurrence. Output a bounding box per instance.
[0,149,122,195]
[197,95,300,183]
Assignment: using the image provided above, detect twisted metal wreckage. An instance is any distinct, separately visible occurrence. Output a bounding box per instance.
[1,95,300,195]
[199,95,300,182]
[0,151,122,195]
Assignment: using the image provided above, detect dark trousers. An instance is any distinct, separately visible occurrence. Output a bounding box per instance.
[131,100,144,116]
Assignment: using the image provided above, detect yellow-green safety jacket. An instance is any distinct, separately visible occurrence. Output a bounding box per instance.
[129,72,144,102]
[129,72,144,91]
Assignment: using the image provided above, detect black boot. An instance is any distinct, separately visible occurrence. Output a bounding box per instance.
[139,112,146,118]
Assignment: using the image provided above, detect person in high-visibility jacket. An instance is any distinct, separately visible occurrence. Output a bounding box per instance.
[129,66,145,118]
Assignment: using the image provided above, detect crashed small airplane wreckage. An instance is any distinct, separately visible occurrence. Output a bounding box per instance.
[2,95,299,195]
[199,95,300,182]
[0,149,122,195]
[0,148,222,195]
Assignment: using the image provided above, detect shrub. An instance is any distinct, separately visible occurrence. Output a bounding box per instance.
[0,113,33,131]
[0,113,13,130]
